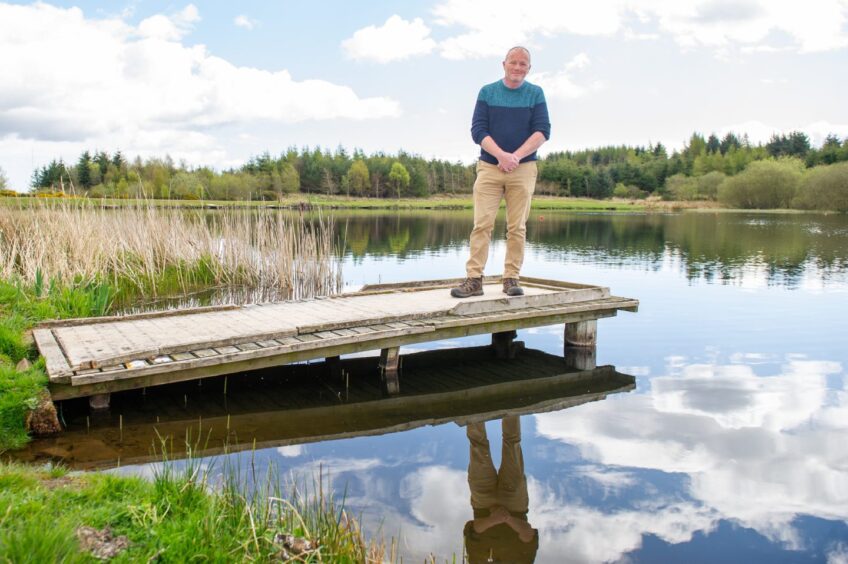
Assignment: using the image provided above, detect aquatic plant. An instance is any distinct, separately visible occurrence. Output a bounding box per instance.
[0,200,342,307]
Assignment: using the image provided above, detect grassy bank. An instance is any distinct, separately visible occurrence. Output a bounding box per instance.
[0,459,386,562]
[0,277,115,451]
[3,193,663,212]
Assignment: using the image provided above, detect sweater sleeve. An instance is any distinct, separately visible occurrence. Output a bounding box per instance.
[470,97,490,145]
[531,93,551,140]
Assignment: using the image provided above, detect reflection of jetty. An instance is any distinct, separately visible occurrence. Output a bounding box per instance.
[15,347,635,470]
[35,277,637,405]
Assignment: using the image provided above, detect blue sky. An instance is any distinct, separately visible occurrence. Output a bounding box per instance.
[1,0,847,190]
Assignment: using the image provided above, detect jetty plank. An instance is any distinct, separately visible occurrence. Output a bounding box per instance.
[32,329,74,383]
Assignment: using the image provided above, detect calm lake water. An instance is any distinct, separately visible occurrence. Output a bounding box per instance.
[18,210,848,563]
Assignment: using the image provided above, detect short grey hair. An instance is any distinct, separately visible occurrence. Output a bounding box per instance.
[505,46,531,62]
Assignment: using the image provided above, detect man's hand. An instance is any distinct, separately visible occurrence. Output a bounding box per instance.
[480,136,519,173]
[497,152,520,173]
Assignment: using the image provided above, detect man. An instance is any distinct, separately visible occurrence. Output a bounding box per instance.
[451,46,551,299]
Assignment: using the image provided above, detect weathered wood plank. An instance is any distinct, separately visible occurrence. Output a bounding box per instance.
[450,286,608,316]
[35,303,241,329]
[32,328,74,383]
[68,325,436,387]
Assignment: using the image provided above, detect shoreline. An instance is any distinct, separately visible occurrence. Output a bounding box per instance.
[3,193,821,213]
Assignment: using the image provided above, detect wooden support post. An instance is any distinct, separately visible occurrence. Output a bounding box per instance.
[565,320,597,347]
[492,330,523,359]
[564,320,597,370]
[379,347,400,395]
[89,393,111,411]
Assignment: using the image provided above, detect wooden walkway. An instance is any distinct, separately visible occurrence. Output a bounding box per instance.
[34,277,638,402]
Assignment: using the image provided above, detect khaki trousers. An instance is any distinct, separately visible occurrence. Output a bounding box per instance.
[466,161,537,279]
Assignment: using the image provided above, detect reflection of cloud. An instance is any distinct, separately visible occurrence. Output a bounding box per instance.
[829,542,848,564]
[573,464,637,493]
[397,466,469,556]
[291,457,383,474]
[531,479,719,564]
[276,445,305,457]
[536,357,848,551]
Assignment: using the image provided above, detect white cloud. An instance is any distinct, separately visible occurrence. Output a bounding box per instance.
[0,2,400,187]
[138,4,200,41]
[431,0,848,59]
[233,15,257,30]
[434,0,622,60]
[719,119,848,147]
[529,53,602,100]
[342,15,437,63]
[566,52,591,71]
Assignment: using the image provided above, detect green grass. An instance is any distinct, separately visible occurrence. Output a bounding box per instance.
[0,277,116,452]
[0,458,384,562]
[2,193,651,212]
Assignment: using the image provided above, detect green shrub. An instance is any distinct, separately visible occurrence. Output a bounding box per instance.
[696,171,726,200]
[717,158,803,209]
[613,183,649,199]
[664,174,698,200]
[794,162,848,212]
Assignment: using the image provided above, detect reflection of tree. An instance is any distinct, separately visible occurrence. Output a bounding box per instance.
[464,416,538,563]
[332,211,848,285]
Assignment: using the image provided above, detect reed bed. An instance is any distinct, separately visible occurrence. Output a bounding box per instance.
[0,201,342,307]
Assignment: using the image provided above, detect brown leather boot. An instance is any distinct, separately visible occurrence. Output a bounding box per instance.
[450,277,483,298]
[502,277,524,296]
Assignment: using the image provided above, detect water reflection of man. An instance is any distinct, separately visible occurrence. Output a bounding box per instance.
[464,416,538,563]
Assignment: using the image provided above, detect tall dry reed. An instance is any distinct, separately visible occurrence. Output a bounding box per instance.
[0,201,342,304]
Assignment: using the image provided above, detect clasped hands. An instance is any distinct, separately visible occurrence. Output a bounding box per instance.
[496,152,520,173]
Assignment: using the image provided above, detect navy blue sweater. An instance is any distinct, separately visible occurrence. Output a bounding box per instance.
[471,80,551,164]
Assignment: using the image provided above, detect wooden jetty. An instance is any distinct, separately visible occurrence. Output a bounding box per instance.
[33,276,638,405]
[14,346,635,470]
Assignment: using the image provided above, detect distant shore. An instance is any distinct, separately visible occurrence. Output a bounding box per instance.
[0,194,729,212]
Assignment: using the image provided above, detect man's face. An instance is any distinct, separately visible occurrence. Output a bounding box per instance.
[502,50,530,87]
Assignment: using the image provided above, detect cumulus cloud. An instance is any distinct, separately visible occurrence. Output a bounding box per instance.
[529,53,603,100]
[0,2,400,184]
[233,15,257,30]
[138,4,200,41]
[434,0,622,59]
[430,0,848,58]
[342,15,437,63]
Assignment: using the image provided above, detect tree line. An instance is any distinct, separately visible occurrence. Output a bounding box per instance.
[28,147,475,201]
[23,131,848,209]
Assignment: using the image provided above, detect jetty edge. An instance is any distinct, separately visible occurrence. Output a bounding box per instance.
[33,276,638,408]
